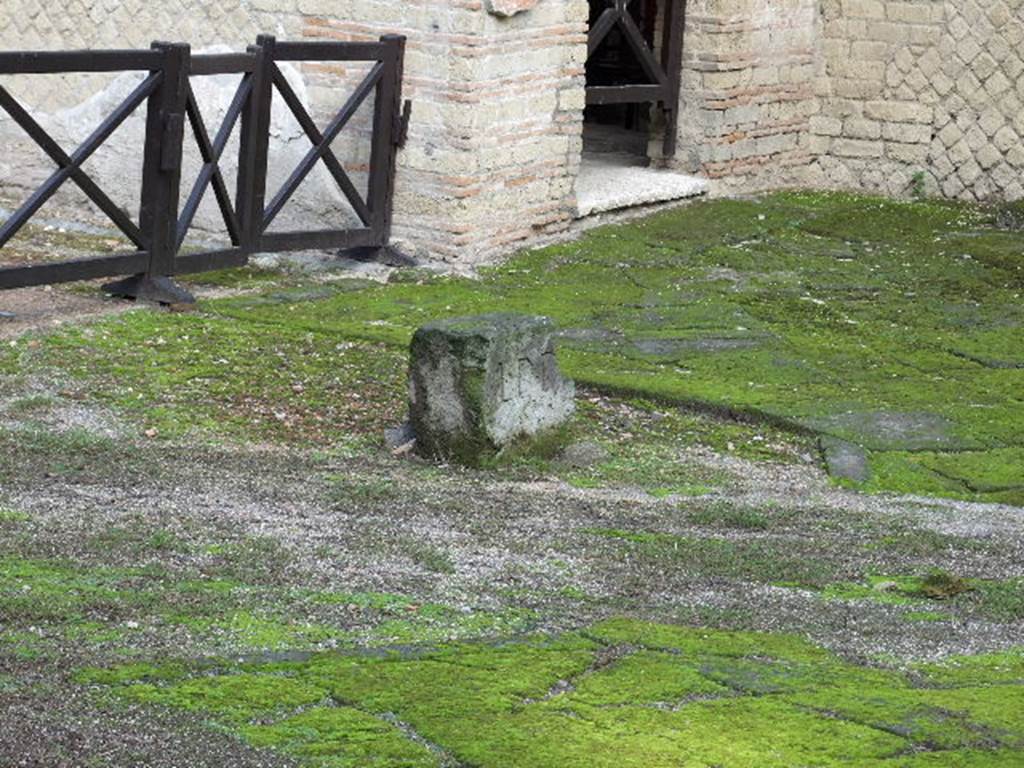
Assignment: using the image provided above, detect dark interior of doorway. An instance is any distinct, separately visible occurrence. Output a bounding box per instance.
[584,0,659,159]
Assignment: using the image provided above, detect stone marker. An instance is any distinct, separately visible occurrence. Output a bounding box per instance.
[819,436,870,484]
[409,314,575,462]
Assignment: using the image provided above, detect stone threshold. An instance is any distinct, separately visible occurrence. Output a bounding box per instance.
[574,152,709,218]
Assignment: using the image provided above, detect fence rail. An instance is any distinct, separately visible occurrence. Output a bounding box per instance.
[0,34,410,303]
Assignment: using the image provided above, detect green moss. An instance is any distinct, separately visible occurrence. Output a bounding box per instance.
[815,574,1024,622]
[585,617,833,662]
[181,265,293,290]
[0,425,134,485]
[213,535,292,585]
[477,424,575,471]
[88,620,1024,766]
[391,538,456,576]
[863,751,1024,767]
[585,527,836,588]
[904,611,953,623]
[0,556,142,622]
[687,502,773,531]
[6,310,406,445]
[3,394,56,415]
[125,673,329,724]
[787,683,1024,750]
[0,554,326,659]
[365,606,536,646]
[915,649,1024,687]
[88,520,192,557]
[74,661,190,686]
[823,576,932,605]
[4,191,1022,499]
[970,579,1024,622]
[242,706,439,767]
[0,507,29,523]
[566,649,728,706]
[326,476,398,504]
[867,528,981,557]
[175,611,338,651]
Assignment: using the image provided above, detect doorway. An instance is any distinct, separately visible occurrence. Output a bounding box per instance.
[584,0,659,158]
[583,0,685,162]
[576,0,707,218]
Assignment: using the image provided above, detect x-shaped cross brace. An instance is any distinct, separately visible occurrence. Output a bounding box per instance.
[0,72,161,250]
[262,62,381,231]
[176,75,252,250]
[589,0,668,87]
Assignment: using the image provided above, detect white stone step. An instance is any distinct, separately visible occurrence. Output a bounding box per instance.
[575,153,709,218]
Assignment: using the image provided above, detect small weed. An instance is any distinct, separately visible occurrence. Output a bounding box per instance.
[904,610,953,623]
[915,570,974,600]
[971,579,1024,622]
[909,170,927,200]
[214,536,292,585]
[0,507,29,523]
[0,426,129,484]
[88,520,188,557]
[146,529,187,553]
[869,527,980,557]
[3,394,55,415]
[586,527,835,588]
[326,476,396,505]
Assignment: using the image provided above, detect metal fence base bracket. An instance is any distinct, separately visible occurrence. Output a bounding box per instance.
[102,274,196,305]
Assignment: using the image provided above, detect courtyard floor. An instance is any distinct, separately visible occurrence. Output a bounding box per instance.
[0,191,1022,766]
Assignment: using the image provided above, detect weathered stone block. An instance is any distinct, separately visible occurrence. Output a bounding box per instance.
[485,0,539,18]
[409,314,575,462]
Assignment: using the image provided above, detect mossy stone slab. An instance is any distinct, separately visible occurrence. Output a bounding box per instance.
[804,411,974,452]
[409,313,575,462]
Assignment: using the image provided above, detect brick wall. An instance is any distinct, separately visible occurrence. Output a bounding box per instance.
[670,0,820,189]
[0,1,1020,265]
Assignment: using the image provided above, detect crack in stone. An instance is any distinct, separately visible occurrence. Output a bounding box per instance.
[377,711,469,768]
[948,349,1024,370]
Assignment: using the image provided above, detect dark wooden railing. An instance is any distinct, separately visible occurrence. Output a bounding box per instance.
[0,35,410,303]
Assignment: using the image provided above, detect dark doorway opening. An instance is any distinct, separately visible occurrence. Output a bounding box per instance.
[584,0,659,158]
[583,0,685,162]
[576,1,704,220]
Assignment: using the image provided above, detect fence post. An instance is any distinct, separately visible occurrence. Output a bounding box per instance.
[660,0,686,159]
[367,34,407,248]
[104,41,193,304]
[236,35,275,258]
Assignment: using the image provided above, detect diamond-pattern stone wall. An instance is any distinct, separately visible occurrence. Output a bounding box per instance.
[812,0,1024,202]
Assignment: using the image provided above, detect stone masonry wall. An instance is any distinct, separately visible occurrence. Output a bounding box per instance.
[811,0,1024,202]
[0,1,1020,266]
[670,0,820,189]
[306,0,588,261]
[669,0,1024,203]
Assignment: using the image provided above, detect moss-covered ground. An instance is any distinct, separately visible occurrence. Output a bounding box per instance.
[1,191,1023,765]
[6,191,1021,500]
[73,619,1024,767]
